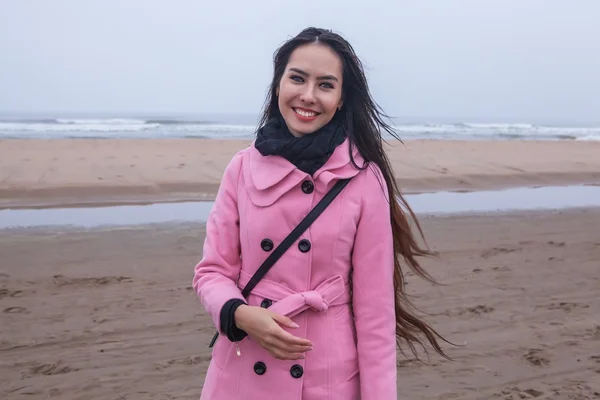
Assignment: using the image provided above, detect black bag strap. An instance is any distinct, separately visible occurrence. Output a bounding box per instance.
[208,177,352,347]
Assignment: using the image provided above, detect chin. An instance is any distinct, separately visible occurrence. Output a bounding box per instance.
[286,115,328,136]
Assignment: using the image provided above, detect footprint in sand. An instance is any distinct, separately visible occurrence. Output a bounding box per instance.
[481,246,521,259]
[3,306,28,314]
[546,302,589,312]
[521,389,544,398]
[24,361,76,377]
[496,387,544,399]
[553,382,598,398]
[0,289,24,299]
[588,326,600,340]
[492,265,511,272]
[523,349,550,366]
[456,305,495,316]
[154,356,206,371]
[547,241,566,247]
[167,355,205,365]
[396,359,425,368]
[52,275,132,287]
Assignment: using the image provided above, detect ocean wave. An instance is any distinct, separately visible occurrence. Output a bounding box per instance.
[0,121,160,132]
[0,118,599,140]
[55,118,149,125]
[577,134,600,141]
[0,119,256,135]
[391,123,600,140]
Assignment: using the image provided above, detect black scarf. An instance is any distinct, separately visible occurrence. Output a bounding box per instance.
[254,114,346,176]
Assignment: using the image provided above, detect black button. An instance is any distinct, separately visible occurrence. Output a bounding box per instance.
[261,239,274,252]
[298,239,311,253]
[254,361,267,375]
[260,299,272,308]
[301,180,314,194]
[290,364,303,378]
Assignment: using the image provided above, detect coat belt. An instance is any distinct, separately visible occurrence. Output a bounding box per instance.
[237,271,351,318]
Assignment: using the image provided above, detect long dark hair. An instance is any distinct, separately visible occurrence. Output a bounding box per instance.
[258,27,450,360]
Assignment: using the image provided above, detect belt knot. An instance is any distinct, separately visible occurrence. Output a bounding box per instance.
[302,291,328,312]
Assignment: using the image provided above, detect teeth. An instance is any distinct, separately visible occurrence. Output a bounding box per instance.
[295,108,316,117]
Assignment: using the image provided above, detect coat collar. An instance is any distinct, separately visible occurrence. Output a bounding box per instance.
[242,138,365,207]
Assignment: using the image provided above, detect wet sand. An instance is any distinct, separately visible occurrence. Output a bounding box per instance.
[1,138,600,208]
[1,208,599,399]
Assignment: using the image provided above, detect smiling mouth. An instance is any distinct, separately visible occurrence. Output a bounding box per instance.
[293,108,320,118]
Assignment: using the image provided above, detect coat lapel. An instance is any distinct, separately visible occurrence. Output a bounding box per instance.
[313,139,365,189]
[243,138,366,207]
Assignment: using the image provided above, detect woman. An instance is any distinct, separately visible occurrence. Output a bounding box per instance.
[192,27,448,400]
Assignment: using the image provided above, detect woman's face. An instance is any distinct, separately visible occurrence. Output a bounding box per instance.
[277,43,343,137]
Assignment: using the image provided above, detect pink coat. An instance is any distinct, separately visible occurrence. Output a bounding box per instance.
[193,138,397,399]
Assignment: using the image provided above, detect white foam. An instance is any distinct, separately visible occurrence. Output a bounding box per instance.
[55,118,148,125]
[0,122,158,132]
[392,123,600,140]
[1,118,599,140]
[576,135,600,141]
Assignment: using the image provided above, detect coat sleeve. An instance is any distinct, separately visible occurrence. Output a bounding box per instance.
[351,165,398,400]
[192,151,246,334]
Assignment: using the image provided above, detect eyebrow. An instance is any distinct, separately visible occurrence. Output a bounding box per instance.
[288,67,339,82]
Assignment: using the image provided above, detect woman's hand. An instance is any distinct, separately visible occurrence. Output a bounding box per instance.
[234,305,313,360]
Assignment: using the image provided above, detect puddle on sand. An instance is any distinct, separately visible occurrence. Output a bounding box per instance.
[1,185,600,229]
[407,184,600,214]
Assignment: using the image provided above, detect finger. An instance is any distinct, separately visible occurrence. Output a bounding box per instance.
[285,343,313,353]
[269,338,312,354]
[274,329,313,347]
[270,348,306,361]
[263,334,312,355]
[271,313,300,329]
[264,324,312,346]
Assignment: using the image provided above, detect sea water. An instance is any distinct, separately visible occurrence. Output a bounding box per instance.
[1,114,600,141]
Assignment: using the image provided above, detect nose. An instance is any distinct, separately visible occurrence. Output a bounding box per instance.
[299,84,317,104]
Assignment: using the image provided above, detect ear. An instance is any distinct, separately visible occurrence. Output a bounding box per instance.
[337,100,343,110]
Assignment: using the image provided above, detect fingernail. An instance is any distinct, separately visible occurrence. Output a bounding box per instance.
[291,322,299,328]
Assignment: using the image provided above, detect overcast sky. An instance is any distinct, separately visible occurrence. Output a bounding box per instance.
[1,0,599,123]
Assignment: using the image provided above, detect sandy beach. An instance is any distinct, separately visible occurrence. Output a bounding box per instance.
[1,138,600,399]
[0,209,599,399]
[1,138,599,208]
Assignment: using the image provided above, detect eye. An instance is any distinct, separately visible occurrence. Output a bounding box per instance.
[320,82,334,89]
[290,75,304,83]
